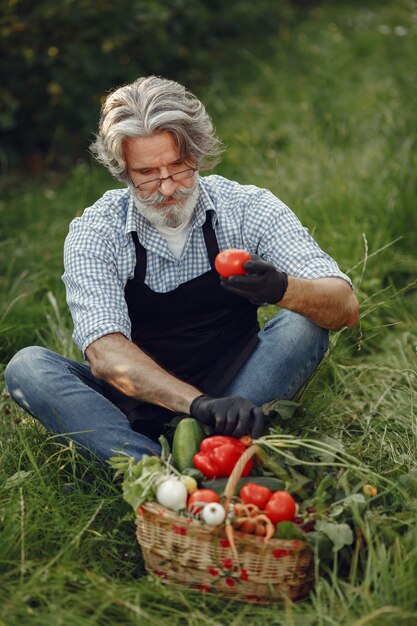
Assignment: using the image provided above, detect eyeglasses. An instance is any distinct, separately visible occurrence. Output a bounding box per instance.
[133,167,197,192]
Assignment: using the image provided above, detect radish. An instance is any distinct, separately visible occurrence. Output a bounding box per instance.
[201,502,226,526]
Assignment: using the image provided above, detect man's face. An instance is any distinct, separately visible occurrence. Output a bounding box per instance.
[124,132,199,228]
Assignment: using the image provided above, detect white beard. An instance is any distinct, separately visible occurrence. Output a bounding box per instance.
[132,179,200,229]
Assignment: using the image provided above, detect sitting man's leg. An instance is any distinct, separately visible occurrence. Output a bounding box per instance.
[223,309,329,405]
[4,346,162,463]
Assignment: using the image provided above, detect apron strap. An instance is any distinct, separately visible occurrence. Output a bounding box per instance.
[202,212,219,269]
[131,231,147,282]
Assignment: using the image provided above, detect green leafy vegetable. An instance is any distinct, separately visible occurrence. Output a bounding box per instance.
[158,435,171,463]
[305,531,334,564]
[255,433,395,557]
[273,521,306,540]
[315,521,354,552]
[262,399,307,422]
[109,454,167,511]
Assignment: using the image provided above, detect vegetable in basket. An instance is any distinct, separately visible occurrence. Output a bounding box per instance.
[239,482,273,510]
[156,476,188,512]
[172,417,206,472]
[187,488,220,514]
[110,431,387,594]
[264,490,297,523]
[201,502,226,526]
[193,435,253,478]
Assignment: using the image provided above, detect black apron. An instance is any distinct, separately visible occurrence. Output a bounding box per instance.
[107,212,259,438]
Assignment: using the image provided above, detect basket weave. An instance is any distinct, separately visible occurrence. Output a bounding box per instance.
[135,444,314,603]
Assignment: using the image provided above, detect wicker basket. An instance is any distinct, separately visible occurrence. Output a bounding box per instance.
[135,444,314,603]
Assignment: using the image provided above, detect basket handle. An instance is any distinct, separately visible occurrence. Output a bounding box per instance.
[223,444,262,510]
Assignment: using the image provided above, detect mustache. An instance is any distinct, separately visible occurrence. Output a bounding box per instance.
[139,185,196,206]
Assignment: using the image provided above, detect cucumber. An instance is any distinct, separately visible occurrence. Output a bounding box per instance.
[201,476,285,495]
[172,417,205,472]
[181,467,204,483]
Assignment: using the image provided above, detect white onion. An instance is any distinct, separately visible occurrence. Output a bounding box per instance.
[156,477,188,512]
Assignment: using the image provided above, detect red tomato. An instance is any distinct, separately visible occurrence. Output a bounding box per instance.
[214,249,251,278]
[264,491,296,524]
[187,489,220,514]
[239,483,273,510]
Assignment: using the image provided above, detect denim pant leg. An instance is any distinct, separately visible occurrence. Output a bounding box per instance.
[223,309,329,405]
[4,346,161,463]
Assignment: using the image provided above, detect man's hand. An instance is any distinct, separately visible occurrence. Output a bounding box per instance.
[190,394,266,439]
[220,256,288,306]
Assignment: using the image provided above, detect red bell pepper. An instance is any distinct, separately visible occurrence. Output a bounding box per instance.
[193,436,253,478]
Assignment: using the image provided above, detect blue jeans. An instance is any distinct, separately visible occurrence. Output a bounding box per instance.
[4,310,328,463]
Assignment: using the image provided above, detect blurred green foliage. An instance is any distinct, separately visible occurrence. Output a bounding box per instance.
[0,0,303,170]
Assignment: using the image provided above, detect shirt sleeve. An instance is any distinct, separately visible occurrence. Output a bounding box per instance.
[62,218,132,356]
[246,189,353,287]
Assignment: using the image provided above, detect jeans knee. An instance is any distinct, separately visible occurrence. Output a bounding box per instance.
[301,316,329,355]
[278,313,329,398]
[264,310,328,354]
[5,346,51,401]
[293,317,329,369]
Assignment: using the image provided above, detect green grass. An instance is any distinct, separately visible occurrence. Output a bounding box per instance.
[1,0,417,624]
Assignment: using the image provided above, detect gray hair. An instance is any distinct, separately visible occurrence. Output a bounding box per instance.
[90,76,224,182]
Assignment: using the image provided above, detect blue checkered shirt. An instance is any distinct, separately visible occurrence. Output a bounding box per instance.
[63,174,352,354]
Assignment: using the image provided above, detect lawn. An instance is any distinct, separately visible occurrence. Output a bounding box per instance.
[1,1,416,624]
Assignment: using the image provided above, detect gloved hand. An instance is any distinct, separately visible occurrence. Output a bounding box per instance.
[220,255,288,306]
[190,394,266,439]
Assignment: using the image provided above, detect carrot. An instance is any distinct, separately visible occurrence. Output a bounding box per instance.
[234,517,257,533]
[225,520,239,564]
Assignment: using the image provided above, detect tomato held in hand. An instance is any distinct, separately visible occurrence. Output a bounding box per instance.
[239,482,273,510]
[264,491,296,524]
[187,489,220,515]
[214,249,251,278]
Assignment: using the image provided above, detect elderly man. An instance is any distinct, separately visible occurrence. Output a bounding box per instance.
[5,76,359,463]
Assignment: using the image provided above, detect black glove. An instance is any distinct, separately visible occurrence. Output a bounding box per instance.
[190,394,265,439]
[220,255,288,306]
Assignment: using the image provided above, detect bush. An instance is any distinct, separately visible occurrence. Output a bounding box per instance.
[0,0,300,171]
